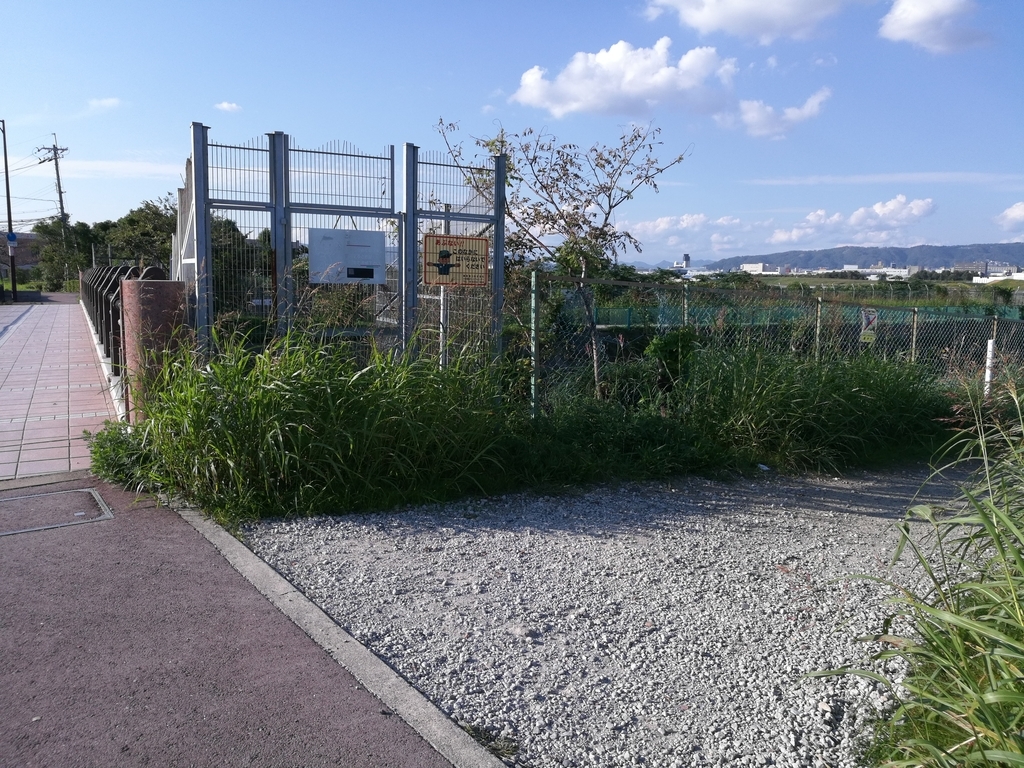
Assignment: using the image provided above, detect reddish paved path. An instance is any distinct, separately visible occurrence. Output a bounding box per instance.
[0,300,115,479]
[0,296,453,767]
[0,474,452,768]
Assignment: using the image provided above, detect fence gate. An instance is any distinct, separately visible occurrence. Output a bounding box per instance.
[172,122,505,357]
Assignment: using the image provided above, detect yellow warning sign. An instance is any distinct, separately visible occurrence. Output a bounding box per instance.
[423,234,489,287]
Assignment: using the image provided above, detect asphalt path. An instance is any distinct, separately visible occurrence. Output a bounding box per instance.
[0,473,452,768]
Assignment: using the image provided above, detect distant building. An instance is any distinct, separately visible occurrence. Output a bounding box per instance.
[740,263,780,275]
[670,253,691,273]
[955,261,989,276]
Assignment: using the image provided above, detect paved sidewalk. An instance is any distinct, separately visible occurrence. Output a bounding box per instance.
[0,298,460,767]
[0,473,452,768]
[0,300,115,479]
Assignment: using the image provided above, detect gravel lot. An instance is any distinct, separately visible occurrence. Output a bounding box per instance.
[243,465,965,768]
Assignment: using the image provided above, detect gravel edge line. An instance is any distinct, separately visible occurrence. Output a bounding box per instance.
[174,506,505,768]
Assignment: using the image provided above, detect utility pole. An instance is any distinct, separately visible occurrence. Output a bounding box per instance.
[36,134,69,246]
[1,119,14,301]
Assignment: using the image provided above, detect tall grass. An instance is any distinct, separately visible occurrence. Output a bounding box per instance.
[677,348,950,472]
[95,334,510,524]
[819,389,1024,766]
[90,333,954,527]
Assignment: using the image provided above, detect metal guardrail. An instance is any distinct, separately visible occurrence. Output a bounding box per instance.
[81,265,139,378]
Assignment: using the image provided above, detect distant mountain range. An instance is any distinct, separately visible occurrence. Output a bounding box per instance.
[704,243,1024,272]
[624,243,1024,273]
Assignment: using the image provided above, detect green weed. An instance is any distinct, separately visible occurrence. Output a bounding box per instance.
[89,334,954,526]
[818,387,1024,766]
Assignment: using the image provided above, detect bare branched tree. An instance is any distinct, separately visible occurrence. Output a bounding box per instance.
[439,120,686,397]
[438,121,685,276]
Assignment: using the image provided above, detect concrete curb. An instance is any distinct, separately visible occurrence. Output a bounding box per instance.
[175,507,505,768]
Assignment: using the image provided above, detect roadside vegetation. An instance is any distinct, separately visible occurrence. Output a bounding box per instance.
[814,385,1024,766]
[89,328,953,528]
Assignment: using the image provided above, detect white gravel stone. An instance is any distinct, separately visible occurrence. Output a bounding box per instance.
[243,465,962,768]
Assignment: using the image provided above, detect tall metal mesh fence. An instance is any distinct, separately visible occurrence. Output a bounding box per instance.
[414,150,497,362]
[288,139,400,353]
[205,138,274,337]
[524,275,1024,412]
[177,126,502,360]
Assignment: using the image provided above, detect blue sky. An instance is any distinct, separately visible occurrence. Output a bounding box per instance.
[3,0,1022,264]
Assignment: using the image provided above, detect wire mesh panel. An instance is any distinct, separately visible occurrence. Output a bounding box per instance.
[414,150,499,362]
[417,150,494,218]
[915,309,996,373]
[208,138,270,204]
[209,208,275,336]
[995,318,1024,362]
[290,211,401,354]
[285,140,399,354]
[174,126,504,357]
[289,140,394,212]
[688,287,819,355]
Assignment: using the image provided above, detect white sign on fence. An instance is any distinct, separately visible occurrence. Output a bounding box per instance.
[861,307,878,343]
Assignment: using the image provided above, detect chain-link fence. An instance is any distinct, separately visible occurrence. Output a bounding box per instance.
[520,274,1024,414]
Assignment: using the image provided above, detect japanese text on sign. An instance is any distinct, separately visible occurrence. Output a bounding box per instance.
[423,234,489,287]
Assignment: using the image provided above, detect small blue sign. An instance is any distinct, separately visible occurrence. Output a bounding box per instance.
[5,232,15,243]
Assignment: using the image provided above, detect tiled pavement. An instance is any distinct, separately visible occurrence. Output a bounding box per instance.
[0,301,117,479]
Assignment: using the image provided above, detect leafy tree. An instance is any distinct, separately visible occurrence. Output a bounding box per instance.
[106,195,177,270]
[693,270,761,289]
[32,218,92,291]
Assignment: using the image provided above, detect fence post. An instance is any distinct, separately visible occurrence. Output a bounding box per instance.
[401,143,419,352]
[530,270,539,419]
[985,338,996,400]
[911,307,918,363]
[814,297,822,362]
[269,131,292,333]
[439,286,448,369]
[190,122,212,350]
[992,315,999,342]
[492,154,506,358]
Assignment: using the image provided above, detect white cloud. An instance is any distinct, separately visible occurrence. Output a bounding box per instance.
[714,215,741,226]
[879,0,985,53]
[848,193,935,228]
[646,0,854,44]
[738,87,832,138]
[87,98,120,112]
[214,102,242,112]
[710,232,740,251]
[628,213,710,238]
[767,194,934,246]
[511,38,737,118]
[769,209,844,244]
[996,202,1024,231]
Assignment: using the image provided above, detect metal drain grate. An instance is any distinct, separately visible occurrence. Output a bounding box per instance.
[0,488,113,536]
